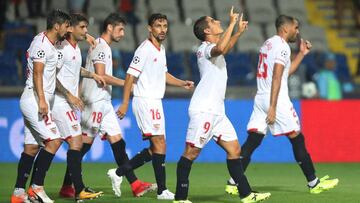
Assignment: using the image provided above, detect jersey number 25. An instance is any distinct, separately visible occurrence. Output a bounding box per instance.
[257,53,268,79]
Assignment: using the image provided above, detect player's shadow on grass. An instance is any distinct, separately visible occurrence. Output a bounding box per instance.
[253,185,301,193]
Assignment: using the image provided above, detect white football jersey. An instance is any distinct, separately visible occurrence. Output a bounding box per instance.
[256,35,291,97]
[188,41,227,115]
[24,32,60,96]
[55,39,82,104]
[127,39,167,99]
[81,38,112,103]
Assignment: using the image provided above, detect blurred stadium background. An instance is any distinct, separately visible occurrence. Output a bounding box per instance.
[0,0,360,202]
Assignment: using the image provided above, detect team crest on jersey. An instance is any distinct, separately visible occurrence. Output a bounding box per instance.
[57,51,63,60]
[98,52,105,60]
[72,124,79,131]
[280,50,288,58]
[37,50,45,58]
[50,127,57,134]
[199,137,206,145]
[153,124,160,129]
[133,56,140,64]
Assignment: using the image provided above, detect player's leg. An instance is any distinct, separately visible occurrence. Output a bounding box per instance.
[175,111,214,202]
[148,134,175,199]
[215,115,271,202]
[11,142,39,203]
[288,132,338,194]
[107,134,156,197]
[60,134,93,197]
[20,97,61,202]
[174,144,201,202]
[226,101,268,195]
[103,102,156,197]
[218,139,271,202]
[66,135,103,201]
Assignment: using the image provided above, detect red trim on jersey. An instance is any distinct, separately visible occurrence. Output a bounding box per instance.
[186,142,195,147]
[143,133,152,137]
[66,39,77,49]
[216,134,223,143]
[247,128,259,133]
[101,133,108,140]
[273,130,296,136]
[43,138,52,144]
[43,32,55,45]
[147,39,161,51]
[129,66,142,73]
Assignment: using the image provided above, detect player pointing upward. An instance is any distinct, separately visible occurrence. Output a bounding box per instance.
[173,7,271,203]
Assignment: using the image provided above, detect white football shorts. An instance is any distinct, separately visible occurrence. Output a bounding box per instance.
[81,100,122,139]
[52,101,82,139]
[186,111,238,148]
[132,97,165,139]
[20,88,60,145]
[247,94,301,136]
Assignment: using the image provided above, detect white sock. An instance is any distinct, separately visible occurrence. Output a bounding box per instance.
[228,178,236,185]
[308,177,319,187]
[13,188,25,195]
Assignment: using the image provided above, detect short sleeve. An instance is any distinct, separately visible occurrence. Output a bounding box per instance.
[127,47,148,78]
[204,43,216,59]
[274,44,290,66]
[30,45,46,64]
[91,45,107,65]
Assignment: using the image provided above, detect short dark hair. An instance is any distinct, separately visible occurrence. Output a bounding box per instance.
[70,13,88,26]
[275,15,296,32]
[193,16,209,41]
[46,9,71,30]
[148,13,167,26]
[102,13,126,33]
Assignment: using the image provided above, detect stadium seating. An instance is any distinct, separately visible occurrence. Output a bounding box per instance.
[213,0,243,22]
[88,0,116,22]
[170,22,199,52]
[149,0,180,22]
[246,0,277,24]
[236,24,264,52]
[183,0,211,23]
[277,0,308,25]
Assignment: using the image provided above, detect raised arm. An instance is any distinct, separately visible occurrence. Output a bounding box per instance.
[223,13,248,54]
[210,6,239,57]
[289,39,312,75]
[266,63,285,125]
[166,72,194,89]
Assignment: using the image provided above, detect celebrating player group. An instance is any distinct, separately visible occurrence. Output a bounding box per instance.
[11,5,338,203]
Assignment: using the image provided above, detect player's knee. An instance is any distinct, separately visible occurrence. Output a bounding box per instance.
[24,144,40,156]
[107,134,122,144]
[183,145,201,161]
[44,138,63,154]
[241,132,264,157]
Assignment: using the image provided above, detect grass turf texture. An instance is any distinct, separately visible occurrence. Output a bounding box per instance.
[1,163,358,203]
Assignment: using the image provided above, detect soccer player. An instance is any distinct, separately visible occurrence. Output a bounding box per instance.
[108,13,194,200]
[225,15,339,196]
[52,13,106,201]
[12,10,70,203]
[173,8,271,203]
[80,13,156,198]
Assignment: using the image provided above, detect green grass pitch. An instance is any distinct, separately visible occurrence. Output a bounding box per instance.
[1,163,359,202]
